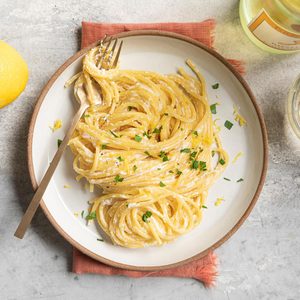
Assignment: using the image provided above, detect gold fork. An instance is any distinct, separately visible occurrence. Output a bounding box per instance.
[14,36,123,239]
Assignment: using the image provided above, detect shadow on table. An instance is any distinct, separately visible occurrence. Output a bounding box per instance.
[11,103,73,271]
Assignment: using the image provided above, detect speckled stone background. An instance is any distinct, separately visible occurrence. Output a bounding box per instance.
[1,0,300,299]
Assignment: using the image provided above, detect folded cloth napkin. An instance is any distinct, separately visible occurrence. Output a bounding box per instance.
[73,20,245,287]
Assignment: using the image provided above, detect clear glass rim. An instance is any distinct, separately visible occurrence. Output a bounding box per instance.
[287,74,300,139]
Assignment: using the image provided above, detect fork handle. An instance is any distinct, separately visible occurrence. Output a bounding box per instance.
[14,103,89,239]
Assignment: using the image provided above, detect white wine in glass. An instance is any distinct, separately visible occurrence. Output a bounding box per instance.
[240,0,300,54]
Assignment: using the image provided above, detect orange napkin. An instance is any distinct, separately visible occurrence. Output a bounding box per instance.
[73,20,245,287]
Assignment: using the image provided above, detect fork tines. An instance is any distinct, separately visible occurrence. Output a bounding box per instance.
[96,35,123,70]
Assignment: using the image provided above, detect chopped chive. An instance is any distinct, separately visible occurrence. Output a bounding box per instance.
[83,114,90,118]
[143,131,151,139]
[144,151,152,157]
[212,83,219,89]
[134,135,142,142]
[176,169,183,176]
[159,151,169,162]
[128,106,134,111]
[210,103,217,114]
[97,238,104,242]
[180,148,191,153]
[169,170,174,174]
[114,174,124,183]
[57,139,62,148]
[180,128,184,131]
[153,126,162,134]
[190,151,197,159]
[164,113,169,116]
[199,161,207,171]
[101,144,107,149]
[110,130,119,138]
[193,131,198,136]
[237,178,244,183]
[191,160,199,169]
[224,120,233,130]
[219,159,226,165]
[81,210,84,218]
[142,211,152,222]
[202,205,208,209]
[159,181,166,187]
[86,211,96,220]
[223,177,231,181]
[133,165,137,172]
[212,150,215,157]
[117,156,124,162]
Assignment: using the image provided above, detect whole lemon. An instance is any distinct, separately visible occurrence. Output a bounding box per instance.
[0,41,29,109]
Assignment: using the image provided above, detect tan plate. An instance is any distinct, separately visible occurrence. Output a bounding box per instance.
[28,30,268,271]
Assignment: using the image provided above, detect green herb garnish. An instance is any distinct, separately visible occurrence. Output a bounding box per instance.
[128,106,134,111]
[219,159,225,165]
[169,170,174,174]
[144,151,152,157]
[57,139,62,148]
[237,178,244,183]
[159,151,169,162]
[212,83,219,89]
[97,238,104,242]
[212,150,215,157]
[180,148,191,153]
[81,210,84,218]
[190,151,197,159]
[117,156,124,162]
[133,165,137,172]
[199,161,207,171]
[193,131,198,136]
[153,126,162,134]
[114,174,124,183]
[143,131,151,139]
[202,205,208,209]
[101,144,107,149]
[223,177,231,181]
[191,160,199,169]
[210,103,217,114]
[159,181,166,187]
[164,113,169,116]
[86,211,96,220]
[134,135,142,142]
[176,169,183,176]
[224,120,233,130]
[142,211,152,222]
[110,130,119,138]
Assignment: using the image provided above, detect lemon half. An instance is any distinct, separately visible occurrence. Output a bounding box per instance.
[0,41,29,108]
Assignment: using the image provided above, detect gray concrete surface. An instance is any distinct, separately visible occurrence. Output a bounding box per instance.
[0,0,300,299]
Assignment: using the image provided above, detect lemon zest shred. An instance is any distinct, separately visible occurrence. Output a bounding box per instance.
[64,184,71,189]
[214,197,224,206]
[233,105,246,127]
[50,119,62,132]
[213,118,221,133]
[232,152,243,164]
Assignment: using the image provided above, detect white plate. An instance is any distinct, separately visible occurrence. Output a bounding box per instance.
[28,31,267,270]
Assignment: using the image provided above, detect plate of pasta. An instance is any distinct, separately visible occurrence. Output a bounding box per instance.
[28,31,267,270]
